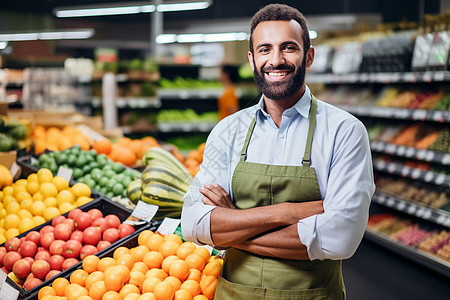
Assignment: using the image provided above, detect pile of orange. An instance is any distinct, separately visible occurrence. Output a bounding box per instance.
[183,143,205,177]
[32,126,94,155]
[38,230,222,300]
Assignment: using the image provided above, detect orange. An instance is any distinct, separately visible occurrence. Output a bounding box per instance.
[176,245,194,260]
[139,293,157,300]
[146,233,165,251]
[113,264,131,282]
[38,286,56,299]
[159,241,180,258]
[116,146,137,166]
[98,257,118,272]
[199,275,218,300]
[184,254,206,272]
[153,281,175,300]
[88,280,107,300]
[93,138,112,155]
[146,268,168,281]
[131,245,150,262]
[119,284,140,298]
[78,296,94,300]
[164,234,183,245]
[142,277,162,293]
[164,276,182,291]
[180,280,201,297]
[52,277,70,296]
[143,251,164,269]
[70,269,89,287]
[104,268,125,292]
[131,261,149,274]
[138,230,154,246]
[85,271,104,290]
[82,255,100,273]
[202,260,222,278]
[102,291,121,300]
[193,296,209,300]
[186,269,202,283]
[116,253,135,270]
[113,246,131,260]
[65,283,88,300]
[161,255,180,274]
[128,271,146,291]
[123,293,141,300]
[117,137,133,147]
[193,247,211,262]
[169,259,190,281]
[174,289,193,300]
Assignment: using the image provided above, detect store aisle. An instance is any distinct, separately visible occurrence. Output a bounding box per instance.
[343,238,449,300]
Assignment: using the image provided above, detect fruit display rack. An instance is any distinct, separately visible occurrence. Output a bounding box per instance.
[307,70,450,277]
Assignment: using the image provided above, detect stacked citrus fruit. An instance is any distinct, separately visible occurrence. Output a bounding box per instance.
[32,126,94,155]
[39,231,222,300]
[0,168,93,244]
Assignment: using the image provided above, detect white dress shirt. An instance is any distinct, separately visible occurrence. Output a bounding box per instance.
[181,85,375,260]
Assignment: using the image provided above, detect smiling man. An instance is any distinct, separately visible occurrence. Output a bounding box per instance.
[181,4,375,299]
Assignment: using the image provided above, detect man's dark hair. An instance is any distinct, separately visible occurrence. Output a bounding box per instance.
[249,4,310,55]
[221,64,240,83]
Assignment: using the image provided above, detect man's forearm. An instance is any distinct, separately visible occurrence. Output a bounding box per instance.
[234,224,310,260]
[210,201,323,247]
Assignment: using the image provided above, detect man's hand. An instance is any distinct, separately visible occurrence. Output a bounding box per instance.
[200,183,235,209]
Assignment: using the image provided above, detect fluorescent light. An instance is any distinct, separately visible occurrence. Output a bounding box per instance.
[309,30,318,39]
[55,1,211,18]
[156,32,248,44]
[0,29,94,42]
[0,41,8,49]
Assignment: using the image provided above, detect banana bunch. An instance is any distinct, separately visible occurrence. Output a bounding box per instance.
[127,147,193,220]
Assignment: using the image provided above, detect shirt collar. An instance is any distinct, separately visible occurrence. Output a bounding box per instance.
[256,85,312,119]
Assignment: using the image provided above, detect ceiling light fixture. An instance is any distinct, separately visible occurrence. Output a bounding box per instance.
[54,1,211,18]
[156,32,248,44]
[0,29,95,42]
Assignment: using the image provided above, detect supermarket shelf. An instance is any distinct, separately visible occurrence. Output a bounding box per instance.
[158,88,222,99]
[364,229,450,278]
[373,159,450,188]
[372,192,450,228]
[157,121,217,133]
[338,105,450,123]
[307,71,450,84]
[89,97,161,108]
[371,141,450,166]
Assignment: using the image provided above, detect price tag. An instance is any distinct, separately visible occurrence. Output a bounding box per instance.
[436,215,446,225]
[129,201,159,222]
[412,109,427,120]
[0,270,6,290]
[407,205,417,215]
[30,156,38,164]
[422,209,432,220]
[396,202,406,211]
[411,169,421,179]
[425,151,434,162]
[386,198,395,207]
[57,166,73,182]
[416,149,426,160]
[397,146,406,156]
[434,174,445,185]
[9,162,20,179]
[416,208,425,217]
[406,147,415,157]
[377,194,386,204]
[432,111,443,122]
[424,172,434,182]
[387,163,396,174]
[0,280,19,300]
[442,154,450,165]
[386,144,396,154]
[401,166,410,177]
[444,217,450,227]
[156,218,181,236]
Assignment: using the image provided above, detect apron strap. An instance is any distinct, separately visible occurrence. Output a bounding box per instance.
[240,117,257,161]
[302,96,317,167]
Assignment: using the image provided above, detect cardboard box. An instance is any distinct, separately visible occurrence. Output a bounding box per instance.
[0,150,16,168]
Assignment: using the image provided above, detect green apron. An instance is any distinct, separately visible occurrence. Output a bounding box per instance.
[215,96,345,300]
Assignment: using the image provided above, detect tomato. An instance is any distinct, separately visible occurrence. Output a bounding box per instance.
[0,247,7,267]
[87,208,103,220]
[49,240,65,256]
[23,277,42,291]
[48,254,65,270]
[34,250,51,261]
[13,259,31,279]
[83,226,102,245]
[31,259,50,280]
[80,245,98,259]
[62,218,76,232]
[51,215,66,227]
[39,225,54,235]
[45,270,61,281]
[40,232,55,250]
[54,223,72,241]
[75,212,93,231]
[118,224,135,239]
[105,215,121,229]
[96,240,111,251]
[70,231,84,243]
[68,208,83,220]
[63,240,83,259]
[5,237,21,252]
[19,241,38,258]
[25,232,41,247]
[102,228,120,244]
[3,251,22,270]
[92,217,110,233]
[61,257,79,271]
[23,256,35,266]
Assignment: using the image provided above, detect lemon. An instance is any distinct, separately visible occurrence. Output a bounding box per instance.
[76,196,93,207]
[27,173,38,183]
[33,192,44,202]
[3,195,16,207]
[13,186,27,197]
[0,219,4,228]
[43,207,61,221]
[30,200,46,216]
[44,197,58,207]
[2,186,14,196]
[14,179,28,187]
[0,202,3,209]
[0,190,3,201]
[0,208,6,219]
[59,202,74,214]
[18,218,35,234]
[20,199,33,210]
[4,214,20,229]
[5,228,19,240]
[16,191,32,203]
[37,168,54,184]
[6,202,20,215]
[71,183,91,198]
[33,216,46,227]
[57,190,75,205]
[40,182,58,198]
[52,176,69,191]
[0,234,6,244]
[17,209,33,219]
[26,181,40,195]
[0,227,4,235]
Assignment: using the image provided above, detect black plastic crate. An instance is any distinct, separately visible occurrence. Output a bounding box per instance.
[0,197,156,300]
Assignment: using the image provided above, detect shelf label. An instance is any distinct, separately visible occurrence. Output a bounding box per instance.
[0,278,19,300]
[405,147,415,157]
[396,201,406,211]
[412,109,427,120]
[156,218,181,236]
[57,166,73,182]
[129,201,159,222]
[434,174,445,185]
[424,172,434,182]
[401,166,410,177]
[0,270,5,290]
[387,163,396,173]
[407,205,417,215]
[425,151,435,161]
[386,144,396,154]
[411,169,421,179]
[432,111,443,122]
[386,198,395,207]
[442,154,450,165]
[422,209,432,220]
[436,215,447,225]
[397,146,406,156]
[416,149,426,160]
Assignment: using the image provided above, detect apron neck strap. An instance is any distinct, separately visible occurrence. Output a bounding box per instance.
[302,96,317,167]
[240,117,256,161]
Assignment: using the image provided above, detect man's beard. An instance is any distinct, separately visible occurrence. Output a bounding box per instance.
[253,57,306,100]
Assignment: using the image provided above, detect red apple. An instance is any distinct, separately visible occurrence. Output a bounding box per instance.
[51,215,66,227]
[96,240,111,251]
[48,255,65,271]
[3,251,22,270]
[61,258,78,271]
[31,260,50,280]
[13,259,31,279]
[25,231,41,247]
[54,223,72,241]
[80,245,98,259]
[5,237,21,252]
[49,240,65,256]
[118,224,135,239]
[105,215,121,229]
[40,232,55,250]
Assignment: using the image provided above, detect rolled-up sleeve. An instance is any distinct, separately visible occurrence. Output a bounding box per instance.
[298,119,375,260]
